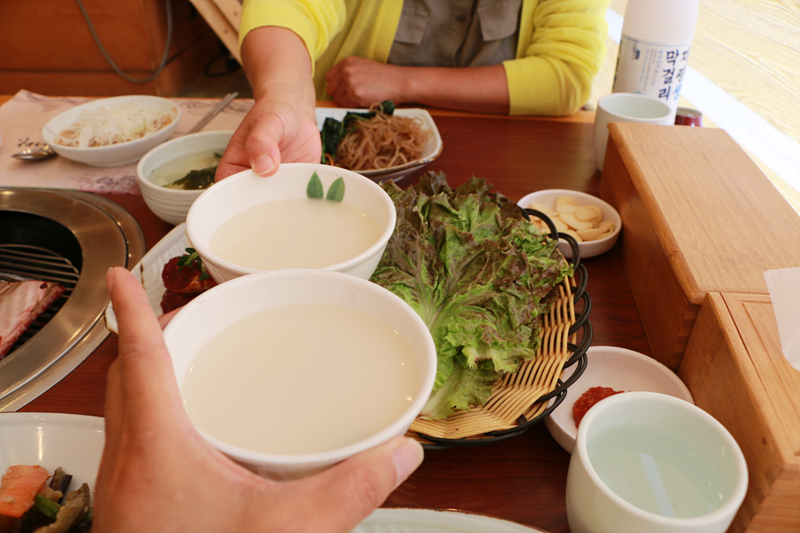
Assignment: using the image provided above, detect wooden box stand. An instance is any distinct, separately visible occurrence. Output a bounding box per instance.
[680,293,800,532]
[599,123,800,371]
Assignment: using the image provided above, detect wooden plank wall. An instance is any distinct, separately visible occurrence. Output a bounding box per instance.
[591,0,800,212]
[0,0,222,97]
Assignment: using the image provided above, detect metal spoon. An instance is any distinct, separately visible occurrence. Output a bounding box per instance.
[12,144,56,161]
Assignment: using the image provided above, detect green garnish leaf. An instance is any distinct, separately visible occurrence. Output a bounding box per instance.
[325,177,346,202]
[177,247,210,281]
[307,172,324,199]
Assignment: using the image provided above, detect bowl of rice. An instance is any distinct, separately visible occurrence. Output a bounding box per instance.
[42,95,180,167]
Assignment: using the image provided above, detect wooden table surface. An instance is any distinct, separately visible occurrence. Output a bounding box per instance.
[9,99,650,533]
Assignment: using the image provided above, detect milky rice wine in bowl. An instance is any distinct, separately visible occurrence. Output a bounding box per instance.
[185,163,397,282]
[162,269,437,480]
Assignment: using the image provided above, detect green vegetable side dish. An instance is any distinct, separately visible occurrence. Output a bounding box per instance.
[306,172,345,202]
[320,100,395,165]
[26,468,92,533]
[370,172,573,419]
[164,152,221,190]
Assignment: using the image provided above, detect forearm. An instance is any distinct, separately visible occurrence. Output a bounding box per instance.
[241,26,316,107]
[216,26,322,179]
[399,64,509,115]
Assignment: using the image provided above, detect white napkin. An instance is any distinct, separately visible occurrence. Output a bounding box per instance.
[764,267,800,371]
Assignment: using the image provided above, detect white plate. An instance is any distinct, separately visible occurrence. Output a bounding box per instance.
[0,412,104,489]
[105,223,191,333]
[354,509,549,533]
[316,107,443,184]
[545,346,694,454]
[42,95,180,167]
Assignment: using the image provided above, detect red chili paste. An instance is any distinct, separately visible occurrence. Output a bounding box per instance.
[572,386,624,428]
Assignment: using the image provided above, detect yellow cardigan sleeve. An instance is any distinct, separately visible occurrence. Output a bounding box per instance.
[238,0,347,74]
[505,0,610,116]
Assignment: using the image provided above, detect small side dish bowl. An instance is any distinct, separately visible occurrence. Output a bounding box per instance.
[517,189,621,259]
[315,107,443,184]
[186,163,397,282]
[138,130,233,225]
[42,95,180,167]
[546,346,694,454]
[0,412,104,490]
[162,269,437,480]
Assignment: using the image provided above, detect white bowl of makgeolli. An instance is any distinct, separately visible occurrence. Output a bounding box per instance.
[186,163,397,282]
[163,268,437,479]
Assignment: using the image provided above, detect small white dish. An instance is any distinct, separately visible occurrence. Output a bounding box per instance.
[315,107,443,184]
[545,346,693,454]
[162,268,437,480]
[42,95,179,167]
[104,223,190,333]
[138,130,233,225]
[186,163,397,283]
[0,412,104,489]
[517,189,621,260]
[356,509,551,533]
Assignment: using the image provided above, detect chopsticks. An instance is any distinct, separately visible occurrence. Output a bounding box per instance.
[186,92,238,134]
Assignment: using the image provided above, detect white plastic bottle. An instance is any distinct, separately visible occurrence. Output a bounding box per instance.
[612,0,700,122]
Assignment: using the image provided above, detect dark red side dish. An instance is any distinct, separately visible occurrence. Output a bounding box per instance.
[572,386,625,428]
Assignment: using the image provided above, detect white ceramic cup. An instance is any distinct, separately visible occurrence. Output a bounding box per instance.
[566,391,748,533]
[594,93,673,172]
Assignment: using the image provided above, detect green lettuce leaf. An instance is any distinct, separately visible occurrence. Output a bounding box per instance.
[371,172,572,419]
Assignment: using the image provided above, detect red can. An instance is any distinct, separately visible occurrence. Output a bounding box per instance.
[675,107,703,127]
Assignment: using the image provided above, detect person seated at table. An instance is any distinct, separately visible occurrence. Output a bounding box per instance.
[216,0,610,180]
[93,267,424,533]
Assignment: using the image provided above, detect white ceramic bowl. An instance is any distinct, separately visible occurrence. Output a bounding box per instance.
[137,130,233,225]
[546,346,693,454]
[162,269,437,480]
[566,391,748,533]
[517,189,622,260]
[42,95,180,167]
[0,412,104,490]
[315,107,443,184]
[186,163,397,282]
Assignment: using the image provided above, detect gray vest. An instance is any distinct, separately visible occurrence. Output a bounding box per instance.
[387,0,522,68]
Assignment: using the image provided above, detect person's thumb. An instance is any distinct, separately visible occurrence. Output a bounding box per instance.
[244,114,285,177]
[290,436,423,533]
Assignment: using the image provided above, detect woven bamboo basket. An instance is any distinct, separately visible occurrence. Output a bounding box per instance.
[407,220,592,449]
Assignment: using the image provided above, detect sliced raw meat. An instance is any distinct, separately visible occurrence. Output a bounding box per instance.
[0,280,66,359]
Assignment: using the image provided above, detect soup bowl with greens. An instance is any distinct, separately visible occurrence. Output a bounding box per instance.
[137,130,233,225]
[186,163,397,282]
